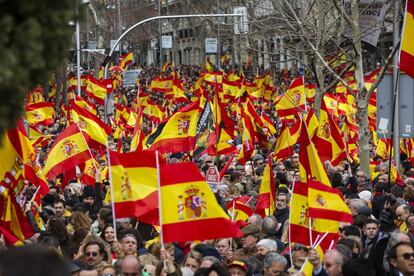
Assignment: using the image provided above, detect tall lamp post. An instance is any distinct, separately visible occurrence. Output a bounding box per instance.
[75,0,91,97]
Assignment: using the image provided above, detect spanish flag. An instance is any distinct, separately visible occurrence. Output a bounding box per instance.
[150,77,173,93]
[86,76,112,105]
[276,77,306,117]
[119,51,133,70]
[226,196,253,222]
[42,124,91,179]
[130,108,144,152]
[159,162,243,243]
[144,100,200,153]
[109,151,160,225]
[312,100,346,166]
[400,0,414,78]
[274,116,301,160]
[205,57,214,73]
[25,102,54,126]
[71,105,112,148]
[308,180,353,223]
[0,226,24,246]
[256,155,276,216]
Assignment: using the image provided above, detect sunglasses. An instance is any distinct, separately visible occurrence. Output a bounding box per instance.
[399,253,414,260]
[85,252,99,257]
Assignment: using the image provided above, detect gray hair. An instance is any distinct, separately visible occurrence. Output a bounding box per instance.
[263,252,287,268]
[256,239,277,252]
[262,216,278,236]
[200,256,220,265]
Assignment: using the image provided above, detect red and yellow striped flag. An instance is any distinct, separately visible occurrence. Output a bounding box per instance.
[42,124,91,179]
[159,162,243,243]
[71,105,112,148]
[256,155,276,216]
[274,116,301,160]
[400,0,414,78]
[119,51,133,70]
[144,100,200,153]
[85,76,112,105]
[25,102,54,126]
[109,151,160,225]
[226,196,253,222]
[276,77,306,117]
[150,77,173,93]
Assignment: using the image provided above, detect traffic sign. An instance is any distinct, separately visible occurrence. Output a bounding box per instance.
[206,166,220,192]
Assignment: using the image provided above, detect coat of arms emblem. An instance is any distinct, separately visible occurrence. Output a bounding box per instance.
[177,185,207,220]
[60,140,79,157]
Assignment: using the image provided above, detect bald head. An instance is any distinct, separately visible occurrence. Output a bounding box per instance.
[120,255,140,275]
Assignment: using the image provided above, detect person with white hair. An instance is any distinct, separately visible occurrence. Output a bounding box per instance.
[256,239,277,261]
[262,252,288,276]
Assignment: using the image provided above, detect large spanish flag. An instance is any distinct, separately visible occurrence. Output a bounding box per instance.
[276,77,305,117]
[144,100,200,153]
[400,0,414,78]
[42,124,91,179]
[109,151,160,225]
[85,76,112,105]
[159,162,243,243]
[25,102,54,126]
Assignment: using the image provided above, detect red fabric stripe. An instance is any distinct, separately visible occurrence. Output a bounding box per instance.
[7,128,23,158]
[408,0,414,15]
[162,217,243,243]
[149,136,196,154]
[292,182,308,196]
[308,180,337,193]
[289,223,339,252]
[114,191,159,225]
[45,150,91,179]
[109,150,158,167]
[277,106,305,117]
[25,102,54,110]
[308,208,353,223]
[160,162,204,186]
[400,50,414,79]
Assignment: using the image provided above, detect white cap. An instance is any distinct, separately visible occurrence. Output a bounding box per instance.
[358,190,372,201]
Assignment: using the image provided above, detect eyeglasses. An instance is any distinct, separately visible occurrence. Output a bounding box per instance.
[399,253,414,260]
[85,251,99,257]
[102,274,114,276]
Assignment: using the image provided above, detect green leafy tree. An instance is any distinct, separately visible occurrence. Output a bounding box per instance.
[0,0,78,136]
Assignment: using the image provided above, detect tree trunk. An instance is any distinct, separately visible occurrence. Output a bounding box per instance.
[351,0,370,174]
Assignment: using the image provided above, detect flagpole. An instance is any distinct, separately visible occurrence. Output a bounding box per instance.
[155,150,167,270]
[106,142,118,239]
[287,180,295,270]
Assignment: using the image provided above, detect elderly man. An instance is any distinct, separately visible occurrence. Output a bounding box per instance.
[234,224,260,259]
[256,239,277,260]
[263,252,288,276]
[308,245,352,276]
[396,204,411,232]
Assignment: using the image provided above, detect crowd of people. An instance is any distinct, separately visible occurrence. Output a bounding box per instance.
[2,64,414,276]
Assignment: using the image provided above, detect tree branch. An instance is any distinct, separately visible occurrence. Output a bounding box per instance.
[280,0,355,94]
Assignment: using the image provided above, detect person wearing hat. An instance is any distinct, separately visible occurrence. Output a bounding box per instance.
[228,260,249,276]
[234,224,260,260]
[81,185,103,221]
